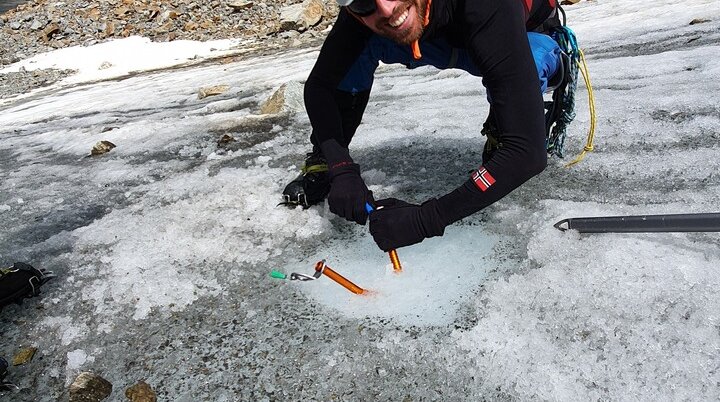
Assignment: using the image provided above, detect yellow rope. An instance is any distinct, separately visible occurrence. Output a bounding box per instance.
[566,48,596,167]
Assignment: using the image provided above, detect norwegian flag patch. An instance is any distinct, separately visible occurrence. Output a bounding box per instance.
[471,167,496,192]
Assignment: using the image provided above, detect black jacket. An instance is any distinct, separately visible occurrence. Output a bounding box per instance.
[305,0,549,226]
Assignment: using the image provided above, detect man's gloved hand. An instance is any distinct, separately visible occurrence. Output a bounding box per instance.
[327,162,373,224]
[320,139,373,225]
[369,198,446,251]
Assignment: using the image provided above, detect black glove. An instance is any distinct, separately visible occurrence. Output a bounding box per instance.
[327,162,373,224]
[369,198,446,251]
[320,139,373,225]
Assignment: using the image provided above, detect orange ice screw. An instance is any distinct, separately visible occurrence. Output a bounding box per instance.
[314,260,366,295]
[366,203,403,273]
[388,249,402,272]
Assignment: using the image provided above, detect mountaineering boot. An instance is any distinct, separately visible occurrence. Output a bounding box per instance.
[281,89,371,208]
[0,262,55,311]
[281,151,330,208]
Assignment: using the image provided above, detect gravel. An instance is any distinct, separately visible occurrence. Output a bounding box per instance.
[0,0,339,99]
[0,67,76,98]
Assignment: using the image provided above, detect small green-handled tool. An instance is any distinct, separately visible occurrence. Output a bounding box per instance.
[269,269,320,281]
[270,270,287,279]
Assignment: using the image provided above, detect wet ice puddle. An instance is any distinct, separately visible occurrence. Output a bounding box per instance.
[291,225,501,326]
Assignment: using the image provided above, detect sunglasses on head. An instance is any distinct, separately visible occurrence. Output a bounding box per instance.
[337,0,377,17]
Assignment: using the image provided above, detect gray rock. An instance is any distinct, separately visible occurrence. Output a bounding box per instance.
[279,30,299,39]
[227,0,253,11]
[259,81,305,115]
[279,0,324,32]
[29,19,45,30]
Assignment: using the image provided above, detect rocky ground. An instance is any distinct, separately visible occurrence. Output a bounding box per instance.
[0,0,592,99]
[0,0,338,98]
[0,67,76,98]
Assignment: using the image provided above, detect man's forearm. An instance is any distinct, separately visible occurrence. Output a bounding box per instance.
[436,149,547,226]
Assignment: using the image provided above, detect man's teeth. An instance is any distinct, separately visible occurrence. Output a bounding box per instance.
[389,9,409,27]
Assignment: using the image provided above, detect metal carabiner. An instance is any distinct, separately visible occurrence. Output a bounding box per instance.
[289,272,317,281]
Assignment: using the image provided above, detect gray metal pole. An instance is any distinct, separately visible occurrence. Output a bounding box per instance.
[554,212,720,233]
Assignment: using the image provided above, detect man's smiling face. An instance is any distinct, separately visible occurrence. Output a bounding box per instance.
[358,0,428,45]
